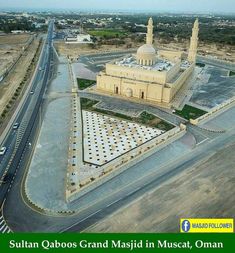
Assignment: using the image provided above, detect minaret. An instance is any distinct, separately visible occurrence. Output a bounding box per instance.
[188,18,199,63]
[146,17,154,45]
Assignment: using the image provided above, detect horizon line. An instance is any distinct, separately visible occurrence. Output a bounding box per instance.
[0,7,235,15]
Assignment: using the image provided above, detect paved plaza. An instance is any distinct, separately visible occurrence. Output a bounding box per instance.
[190,65,235,109]
[25,57,72,211]
[71,62,97,81]
[82,110,164,166]
[201,106,235,131]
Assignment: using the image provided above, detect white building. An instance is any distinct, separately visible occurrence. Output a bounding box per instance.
[65,34,92,44]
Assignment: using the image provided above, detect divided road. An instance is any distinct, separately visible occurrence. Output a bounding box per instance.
[1,25,234,233]
[0,20,55,206]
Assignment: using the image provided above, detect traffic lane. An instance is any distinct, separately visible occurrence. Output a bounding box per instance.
[0,22,54,198]
[0,35,50,149]
[0,133,17,178]
[0,24,53,155]
[0,39,49,155]
[0,153,20,200]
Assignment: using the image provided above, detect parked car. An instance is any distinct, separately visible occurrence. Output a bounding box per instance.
[0,147,7,155]
[30,90,34,94]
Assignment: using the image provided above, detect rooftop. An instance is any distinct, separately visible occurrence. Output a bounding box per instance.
[114,55,174,72]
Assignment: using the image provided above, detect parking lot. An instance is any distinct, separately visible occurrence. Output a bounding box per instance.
[190,65,235,109]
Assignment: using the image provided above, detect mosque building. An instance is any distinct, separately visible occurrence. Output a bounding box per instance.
[96,17,199,106]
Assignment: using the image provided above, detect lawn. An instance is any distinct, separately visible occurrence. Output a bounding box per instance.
[137,111,174,131]
[229,71,235,77]
[80,98,132,120]
[175,104,207,120]
[80,98,174,131]
[77,78,95,90]
[89,29,127,38]
[80,98,99,110]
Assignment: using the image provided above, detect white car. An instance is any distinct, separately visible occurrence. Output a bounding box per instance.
[0,147,7,155]
[13,122,19,130]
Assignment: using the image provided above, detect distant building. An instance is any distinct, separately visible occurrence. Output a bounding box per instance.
[11,30,27,34]
[65,34,92,44]
[96,18,199,106]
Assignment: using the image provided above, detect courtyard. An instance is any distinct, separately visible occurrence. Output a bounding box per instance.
[190,64,235,109]
[82,110,164,166]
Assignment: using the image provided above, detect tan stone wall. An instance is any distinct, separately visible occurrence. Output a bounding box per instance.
[96,60,194,104]
[97,73,121,93]
[97,73,164,102]
[162,87,171,103]
[105,63,167,85]
[158,50,183,62]
[190,96,235,125]
[147,83,164,101]
[165,61,181,83]
[170,64,194,98]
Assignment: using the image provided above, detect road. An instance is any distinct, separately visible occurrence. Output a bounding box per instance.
[79,91,186,126]
[197,55,235,71]
[1,28,234,232]
[2,106,235,232]
[0,20,55,206]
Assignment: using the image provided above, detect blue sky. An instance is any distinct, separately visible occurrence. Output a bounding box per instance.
[0,0,234,13]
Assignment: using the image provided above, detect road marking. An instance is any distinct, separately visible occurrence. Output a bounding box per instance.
[0,225,5,232]
[106,202,113,207]
[197,138,209,145]
[2,226,8,233]
[74,209,102,224]
[106,197,123,207]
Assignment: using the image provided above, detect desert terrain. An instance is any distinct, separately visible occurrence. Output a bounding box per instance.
[0,34,32,76]
[0,34,41,129]
[54,38,235,63]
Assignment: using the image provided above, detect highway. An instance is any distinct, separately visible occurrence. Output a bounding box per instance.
[0,24,234,232]
[0,20,55,206]
[2,111,235,232]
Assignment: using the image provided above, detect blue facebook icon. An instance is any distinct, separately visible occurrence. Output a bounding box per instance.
[182,220,191,232]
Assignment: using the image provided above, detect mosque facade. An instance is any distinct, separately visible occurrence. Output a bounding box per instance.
[96,18,199,105]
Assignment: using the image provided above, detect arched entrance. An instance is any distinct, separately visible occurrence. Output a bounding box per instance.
[125,88,133,98]
[141,91,145,99]
[115,86,119,94]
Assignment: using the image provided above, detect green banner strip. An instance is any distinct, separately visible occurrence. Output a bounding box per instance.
[0,233,234,253]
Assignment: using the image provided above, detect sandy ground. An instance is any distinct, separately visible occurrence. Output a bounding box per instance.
[157,40,235,62]
[54,39,234,62]
[85,141,235,232]
[54,41,141,58]
[0,34,31,45]
[0,34,32,75]
[0,37,39,116]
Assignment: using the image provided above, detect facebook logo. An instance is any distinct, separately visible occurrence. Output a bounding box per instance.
[182,220,191,232]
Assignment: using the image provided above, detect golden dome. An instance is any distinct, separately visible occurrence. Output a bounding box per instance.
[136,44,156,66]
[137,44,156,55]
